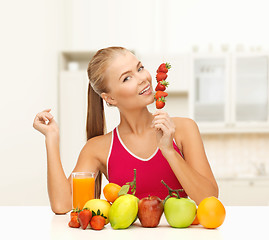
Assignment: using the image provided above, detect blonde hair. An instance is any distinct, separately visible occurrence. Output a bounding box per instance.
[86,46,128,198]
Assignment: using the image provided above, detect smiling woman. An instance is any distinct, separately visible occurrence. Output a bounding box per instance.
[33,46,218,214]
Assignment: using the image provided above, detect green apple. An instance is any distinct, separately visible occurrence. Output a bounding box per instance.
[164,197,196,228]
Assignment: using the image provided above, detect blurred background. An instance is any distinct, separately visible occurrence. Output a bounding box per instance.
[0,0,269,206]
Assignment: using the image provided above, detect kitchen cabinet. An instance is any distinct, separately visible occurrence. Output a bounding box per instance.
[217,178,269,206]
[190,53,269,133]
[189,54,229,124]
[232,54,268,123]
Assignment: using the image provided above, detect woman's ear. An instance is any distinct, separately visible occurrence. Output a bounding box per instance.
[101,92,117,106]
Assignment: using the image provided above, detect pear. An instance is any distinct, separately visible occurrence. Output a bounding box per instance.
[108,194,138,229]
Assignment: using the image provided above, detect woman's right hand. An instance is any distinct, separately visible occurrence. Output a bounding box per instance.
[33,109,59,137]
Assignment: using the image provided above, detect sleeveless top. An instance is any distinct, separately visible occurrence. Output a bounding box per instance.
[107,126,188,200]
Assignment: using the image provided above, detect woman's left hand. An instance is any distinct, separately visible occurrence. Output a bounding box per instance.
[151,110,175,153]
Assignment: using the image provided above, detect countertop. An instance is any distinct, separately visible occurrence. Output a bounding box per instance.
[1,206,268,240]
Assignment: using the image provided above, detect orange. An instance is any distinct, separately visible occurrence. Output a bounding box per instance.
[197,196,226,229]
[191,214,200,225]
[103,183,121,203]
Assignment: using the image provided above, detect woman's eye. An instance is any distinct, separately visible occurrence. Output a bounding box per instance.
[138,66,144,72]
[123,76,130,82]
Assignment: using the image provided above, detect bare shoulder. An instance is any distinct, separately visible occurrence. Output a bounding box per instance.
[84,131,112,152]
[83,131,112,163]
[172,117,199,135]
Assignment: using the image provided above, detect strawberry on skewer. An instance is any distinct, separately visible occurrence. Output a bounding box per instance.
[155,80,169,91]
[154,62,171,109]
[157,62,171,73]
[156,72,167,82]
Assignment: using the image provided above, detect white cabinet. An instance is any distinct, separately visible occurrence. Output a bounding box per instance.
[217,178,269,206]
[190,55,229,124]
[190,53,269,133]
[232,54,269,123]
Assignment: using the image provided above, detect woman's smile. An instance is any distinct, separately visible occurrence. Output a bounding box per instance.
[139,84,152,95]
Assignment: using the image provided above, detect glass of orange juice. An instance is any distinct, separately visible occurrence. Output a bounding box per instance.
[72,172,95,210]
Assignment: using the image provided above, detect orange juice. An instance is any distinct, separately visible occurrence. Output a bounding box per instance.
[72,173,95,210]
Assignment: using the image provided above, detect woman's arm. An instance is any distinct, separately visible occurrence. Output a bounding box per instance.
[152,112,218,205]
[33,109,101,214]
[46,133,72,214]
[164,118,218,204]
[46,136,102,214]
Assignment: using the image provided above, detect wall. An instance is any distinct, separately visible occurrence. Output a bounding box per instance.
[202,133,269,178]
[0,0,64,205]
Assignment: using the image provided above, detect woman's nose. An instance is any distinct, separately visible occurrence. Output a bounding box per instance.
[137,73,148,85]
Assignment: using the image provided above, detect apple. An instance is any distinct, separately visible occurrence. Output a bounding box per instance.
[164,197,196,228]
[138,195,164,227]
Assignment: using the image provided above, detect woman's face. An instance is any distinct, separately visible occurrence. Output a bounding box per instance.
[103,51,154,110]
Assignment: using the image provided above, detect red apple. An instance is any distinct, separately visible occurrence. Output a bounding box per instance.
[138,195,164,227]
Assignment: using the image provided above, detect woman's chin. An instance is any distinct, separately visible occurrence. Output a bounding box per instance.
[146,97,155,105]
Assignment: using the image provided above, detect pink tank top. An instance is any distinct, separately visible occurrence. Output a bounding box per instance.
[107,127,188,200]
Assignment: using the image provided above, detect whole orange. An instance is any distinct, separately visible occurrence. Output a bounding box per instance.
[103,183,121,203]
[197,196,226,229]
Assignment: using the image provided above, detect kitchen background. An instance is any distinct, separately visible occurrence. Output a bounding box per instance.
[1,0,269,206]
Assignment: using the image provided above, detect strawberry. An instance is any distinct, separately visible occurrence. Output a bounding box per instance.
[156,72,167,82]
[70,208,80,218]
[78,208,92,230]
[156,97,166,109]
[155,80,169,91]
[154,91,168,100]
[90,215,106,230]
[157,63,171,73]
[68,215,80,228]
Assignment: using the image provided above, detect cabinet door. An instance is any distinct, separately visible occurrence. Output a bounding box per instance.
[191,56,229,122]
[233,55,268,122]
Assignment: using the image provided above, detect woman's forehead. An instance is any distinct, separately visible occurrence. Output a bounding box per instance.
[105,51,138,78]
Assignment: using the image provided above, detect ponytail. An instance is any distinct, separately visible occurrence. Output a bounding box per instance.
[86,83,106,199]
[86,46,129,199]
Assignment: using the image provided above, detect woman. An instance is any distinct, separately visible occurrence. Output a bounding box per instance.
[33,46,218,214]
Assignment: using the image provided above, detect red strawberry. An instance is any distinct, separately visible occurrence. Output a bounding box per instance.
[155,80,169,91]
[68,215,80,228]
[90,215,106,230]
[70,208,80,218]
[156,97,166,109]
[155,91,168,100]
[78,208,92,230]
[156,72,167,82]
[157,63,171,73]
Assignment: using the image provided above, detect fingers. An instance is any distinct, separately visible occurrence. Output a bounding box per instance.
[151,118,170,129]
[152,111,174,127]
[152,110,167,116]
[34,109,54,124]
[153,122,169,132]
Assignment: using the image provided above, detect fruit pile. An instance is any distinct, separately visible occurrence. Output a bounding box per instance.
[68,169,226,230]
[155,63,171,109]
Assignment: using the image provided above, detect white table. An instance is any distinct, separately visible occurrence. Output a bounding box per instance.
[1,206,268,240]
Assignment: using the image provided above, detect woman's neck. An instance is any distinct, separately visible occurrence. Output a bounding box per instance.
[118,107,154,135]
